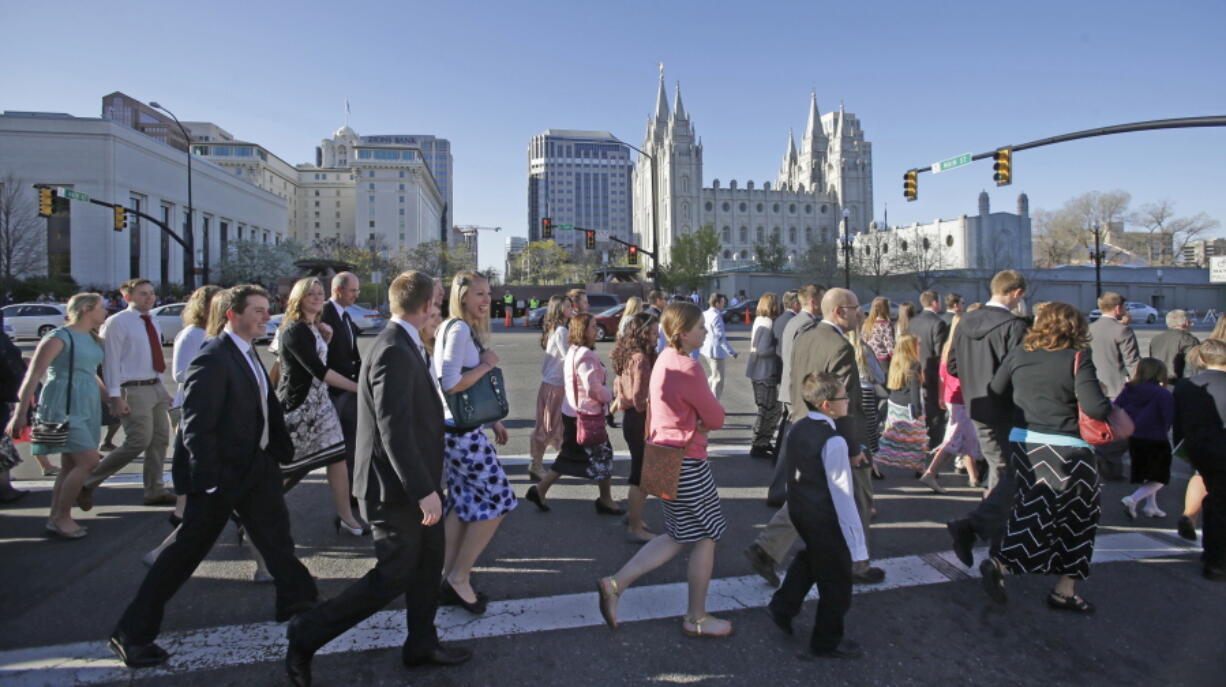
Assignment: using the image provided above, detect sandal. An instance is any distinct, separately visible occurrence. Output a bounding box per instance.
[1047,590,1095,614]
[681,614,733,638]
[597,576,620,629]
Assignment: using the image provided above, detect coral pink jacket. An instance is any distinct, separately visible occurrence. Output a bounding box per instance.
[648,347,726,459]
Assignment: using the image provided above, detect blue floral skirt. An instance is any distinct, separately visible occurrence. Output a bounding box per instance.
[444,427,518,522]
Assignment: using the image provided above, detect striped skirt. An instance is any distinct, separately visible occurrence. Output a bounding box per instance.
[661,458,727,543]
[860,382,880,453]
[876,401,928,472]
[997,440,1101,579]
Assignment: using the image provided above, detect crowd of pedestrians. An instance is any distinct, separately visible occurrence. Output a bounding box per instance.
[0,267,1221,683]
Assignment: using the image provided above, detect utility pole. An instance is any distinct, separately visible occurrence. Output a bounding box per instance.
[150,102,195,290]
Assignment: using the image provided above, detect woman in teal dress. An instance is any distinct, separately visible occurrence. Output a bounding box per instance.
[6,293,108,539]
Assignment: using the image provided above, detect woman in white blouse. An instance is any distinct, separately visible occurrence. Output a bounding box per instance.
[528,295,574,482]
[434,270,516,615]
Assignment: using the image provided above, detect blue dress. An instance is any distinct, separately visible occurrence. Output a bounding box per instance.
[33,328,104,455]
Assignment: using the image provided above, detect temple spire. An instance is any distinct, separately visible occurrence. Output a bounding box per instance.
[673,80,687,120]
[654,63,669,121]
[803,91,820,142]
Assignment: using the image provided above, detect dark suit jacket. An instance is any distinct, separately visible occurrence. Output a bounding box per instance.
[909,309,948,392]
[1174,370,1226,472]
[1149,328,1200,382]
[321,300,361,383]
[789,321,864,452]
[784,416,841,522]
[173,335,292,494]
[352,322,444,505]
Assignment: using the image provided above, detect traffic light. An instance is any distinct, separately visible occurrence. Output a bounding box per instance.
[38,187,55,217]
[584,230,596,250]
[903,169,918,202]
[541,217,553,240]
[993,148,1012,186]
[113,205,127,231]
[627,244,639,265]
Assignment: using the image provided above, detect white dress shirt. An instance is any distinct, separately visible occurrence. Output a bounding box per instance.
[807,410,868,562]
[100,305,165,397]
[699,307,736,359]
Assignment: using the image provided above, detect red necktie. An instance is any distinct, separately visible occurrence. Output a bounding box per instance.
[141,314,166,373]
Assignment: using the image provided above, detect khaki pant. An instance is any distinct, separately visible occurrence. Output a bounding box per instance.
[757,462,874,565]
[85,384,171,499]
[702,355,726,400]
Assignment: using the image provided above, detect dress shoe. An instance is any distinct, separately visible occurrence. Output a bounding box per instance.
[919,473,946,494]
[1142,505,1167,518]
[0,489,29,504]
[334,515,368,536]
[440,580,488,614]
[851,565,885,585]
[1204,566,1226,582]
[45,521,87,539]
[764,498,785,508]
[108,630,169,668]
[525,485,550,512]
[167,513,183,528]
[764,603,793,635]
[76,487,94,511]
[749,446,773,460]
[403,644,472,668]
[979,559,1007,605]
[1177,516,1199,541]
[285,615,315,687]
[803,639,863,660]
[143,492,177,506]
[743,543,780,587]
[42,467,61,477]
[947,518,976,568]
[1120,495,1138,520]
[595,499,626,516]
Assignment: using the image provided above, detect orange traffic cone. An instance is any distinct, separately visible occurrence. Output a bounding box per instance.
[743,307,751,324]
[505,310,513,327]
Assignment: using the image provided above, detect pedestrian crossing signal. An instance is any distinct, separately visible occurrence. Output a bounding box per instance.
[585,230,596,250]
[993,148,1012,186]
[903,170,918,202]
[38,188,56,217]
[113,205,127,231]
[628,245,638,265]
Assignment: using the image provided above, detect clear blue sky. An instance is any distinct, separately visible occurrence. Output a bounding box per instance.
[4,0,1224,273]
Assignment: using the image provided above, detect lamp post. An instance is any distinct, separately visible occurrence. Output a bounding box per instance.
[609,136,659,289]
[149,102,196,290]
[841,208,852,288]
[1090,222,1104,299]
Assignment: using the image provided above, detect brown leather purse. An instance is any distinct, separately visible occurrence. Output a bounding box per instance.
[639,403,696,500]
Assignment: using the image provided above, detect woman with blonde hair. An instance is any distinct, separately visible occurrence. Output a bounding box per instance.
[435,270,516,614]
[6,293,108,538]
[846,327,887,459]
[876,334,929,473]
[745,292,783,458]
[528,295,574,481]
[618,296,643,339]
[597,302,732,638]
[273,277,363,536]
[862,297,895,367]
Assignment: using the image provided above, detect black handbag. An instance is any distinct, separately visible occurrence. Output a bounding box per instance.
[33,329,74,447]
[440,319,508,427]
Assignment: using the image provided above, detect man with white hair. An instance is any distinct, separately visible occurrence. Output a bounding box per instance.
[1150,309,1200,383]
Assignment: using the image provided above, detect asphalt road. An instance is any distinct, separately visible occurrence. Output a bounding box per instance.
[0,322,1222,686]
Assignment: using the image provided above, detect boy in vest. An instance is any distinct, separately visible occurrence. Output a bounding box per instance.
[765,372,866,659]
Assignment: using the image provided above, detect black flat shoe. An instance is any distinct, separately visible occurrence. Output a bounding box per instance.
[606,413,620,429]
[404,644,472,668]
[168,513,182,528]
[595,499,625,516]
[525,486,550,512]
[440,580,488,614]
[1177,516,1198,541]
[1046,590,1095,613]
[764,603,793,635]
[803,639,863,660]
[108,630,169,668]
[947,519,976,568]
[285,615,314,687]
[979,559,1007,605]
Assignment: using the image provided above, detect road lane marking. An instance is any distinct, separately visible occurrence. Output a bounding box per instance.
[0,532,1196,686]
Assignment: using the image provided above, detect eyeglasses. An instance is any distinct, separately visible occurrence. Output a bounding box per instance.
[830,396,849,401]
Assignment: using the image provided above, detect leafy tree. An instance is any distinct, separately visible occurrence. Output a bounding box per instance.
[798,241,842,291]
[754,232,788,272]
[658,225,720,293]
[218,238,303,287]
[0,175,47,288]
[508,240,570,285]
[402,240,475,282]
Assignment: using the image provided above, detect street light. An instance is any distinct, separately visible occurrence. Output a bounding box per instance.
[1090,222,1104,299]
[841,208,852,289]
[608,136,659,289]
[149,102,196,290]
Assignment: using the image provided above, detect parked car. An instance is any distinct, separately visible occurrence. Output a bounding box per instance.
[3,321,14,339]
[861,301,901,320]
[149,303,185,345]
[259,314,283,344]
[593,304,626,342]
[1088,301,1159,324]
[527,306,547,329]
[722,299,758,324]
[1,303,67,340]
[347,304,387,334]
[585,293,621,312]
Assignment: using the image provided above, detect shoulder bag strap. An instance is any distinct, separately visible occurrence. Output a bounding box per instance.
[63,329,75,417]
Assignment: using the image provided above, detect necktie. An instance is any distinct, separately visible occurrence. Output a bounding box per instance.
[247,347,269,450]
[141,314,166,373]
[341,310,355,352]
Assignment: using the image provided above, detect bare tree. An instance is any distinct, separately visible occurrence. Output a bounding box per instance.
[1131,199,1220,265]
[851,231,890,295]
[1031,190,1132,266]
[893,228,947,292]
[0,175,48,288]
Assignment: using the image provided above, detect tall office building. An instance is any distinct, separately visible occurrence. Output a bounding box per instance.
[102,92,190,152]
[361,134,453,241]
[528,130,633,250]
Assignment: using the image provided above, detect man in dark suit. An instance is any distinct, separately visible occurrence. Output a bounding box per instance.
[1174,339,1226,581]
[322,272,362,507]
[108,285,317,668]
[940,292,963,327]
[910,290,950,448]
[287,271,470,687]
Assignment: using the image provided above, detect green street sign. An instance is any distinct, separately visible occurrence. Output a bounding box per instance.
[931,153,972,174]
[558,223,574,231]
[61,188,91,202]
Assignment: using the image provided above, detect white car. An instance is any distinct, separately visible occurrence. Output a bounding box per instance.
[1,303,68,339]
[260,314,283,344]
[347,304,386,334]
[149,303,185,345]
[1089,302,1160,324]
